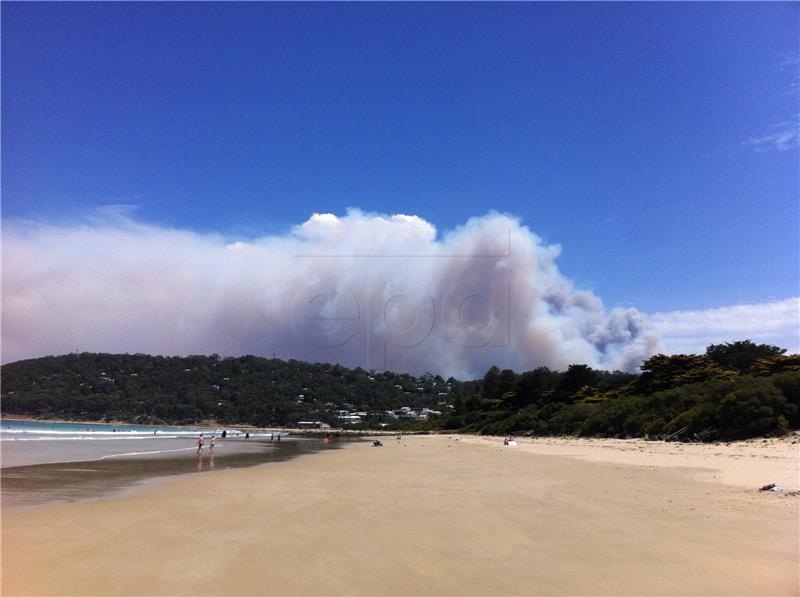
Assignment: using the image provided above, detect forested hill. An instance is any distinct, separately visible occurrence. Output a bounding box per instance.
[1,353,459,427]
[440,348,800,441]
[2,341,799,441]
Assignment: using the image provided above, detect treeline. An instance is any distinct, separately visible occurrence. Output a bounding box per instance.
[0,353,452,427]
[2,341,798,441]
[417,341,800,440]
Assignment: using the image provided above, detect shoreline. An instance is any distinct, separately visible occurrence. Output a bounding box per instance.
[1,431,350,510]
[0,414,275,431]
[5,432,797,509]
[0,414,411,436]
[2,436,348,514]
[3,421,797,510]
[2,434,798,595]
[7,411,799,441]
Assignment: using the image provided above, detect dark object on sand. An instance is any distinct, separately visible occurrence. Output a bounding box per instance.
[372,440,383,447]
[759,483,782,492]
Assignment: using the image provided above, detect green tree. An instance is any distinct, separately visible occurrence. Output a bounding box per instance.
[482,366,502,399]
[638,354,735,392]
[497,369,517,398]
[706,340,786,373]
[557,364,600,401]
[750,353,800,376]
[509,367,558,409]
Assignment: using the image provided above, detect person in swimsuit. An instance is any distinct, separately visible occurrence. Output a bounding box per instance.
[197,433,204,454]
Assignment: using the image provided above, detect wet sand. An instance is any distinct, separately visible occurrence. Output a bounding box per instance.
[2,435,798,596]
[1,436,339,508]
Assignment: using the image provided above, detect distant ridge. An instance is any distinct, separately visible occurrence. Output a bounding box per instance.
[2,342,798,441]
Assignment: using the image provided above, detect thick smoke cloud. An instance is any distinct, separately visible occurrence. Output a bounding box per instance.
[2,209,661,377]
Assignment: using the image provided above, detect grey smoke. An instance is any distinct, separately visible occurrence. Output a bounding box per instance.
[2,209,662,377]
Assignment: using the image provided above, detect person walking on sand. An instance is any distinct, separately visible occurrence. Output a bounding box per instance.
[210,435,216,453]
[197,433,205,454]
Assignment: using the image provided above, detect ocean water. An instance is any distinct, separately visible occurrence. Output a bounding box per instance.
[0,419,290,467]
[1,419,337,508]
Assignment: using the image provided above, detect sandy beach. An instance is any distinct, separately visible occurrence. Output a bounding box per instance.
[2,434,798,596]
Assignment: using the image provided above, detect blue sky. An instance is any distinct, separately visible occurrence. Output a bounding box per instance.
[2,3,798,368]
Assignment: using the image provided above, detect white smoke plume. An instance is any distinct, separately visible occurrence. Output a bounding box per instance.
[2,209,661,377]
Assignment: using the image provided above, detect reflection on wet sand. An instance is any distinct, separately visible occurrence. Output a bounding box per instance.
[196,451,217,471]
[1,437,342,508]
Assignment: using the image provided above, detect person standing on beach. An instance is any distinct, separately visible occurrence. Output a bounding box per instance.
[210,435,216,453]
[197,433,204,454]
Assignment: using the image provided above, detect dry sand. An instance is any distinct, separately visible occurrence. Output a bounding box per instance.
[459,434,800,490]
[2,435,798,596]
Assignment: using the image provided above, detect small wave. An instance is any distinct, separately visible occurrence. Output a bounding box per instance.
[100,446,202,459]
[1,435,181,442]
[1,428,167,436]
[0,428,272,437]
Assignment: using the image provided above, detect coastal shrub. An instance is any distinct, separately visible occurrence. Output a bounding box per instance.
[641,417,666,436]
[579,395,640,437]
[771,371,800,419]
[777,415,790,436]
[712,377,796,439]
[623,413,644,437]
[547,404,590,435]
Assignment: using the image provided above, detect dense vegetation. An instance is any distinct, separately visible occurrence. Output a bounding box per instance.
[2,341,798,441]
[1,353,454,427]
[423,341,800,440]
